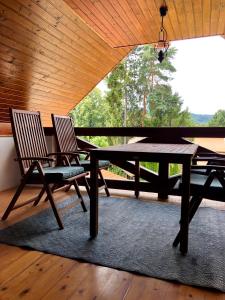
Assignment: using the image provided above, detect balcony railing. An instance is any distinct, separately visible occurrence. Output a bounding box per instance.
[44,126,225,195]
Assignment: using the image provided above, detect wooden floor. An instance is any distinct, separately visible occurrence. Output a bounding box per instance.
[0,186,225,300]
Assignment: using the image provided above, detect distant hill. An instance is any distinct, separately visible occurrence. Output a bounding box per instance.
[191,113,213,124]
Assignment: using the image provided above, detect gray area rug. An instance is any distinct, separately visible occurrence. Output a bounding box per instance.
[0,196,225,292]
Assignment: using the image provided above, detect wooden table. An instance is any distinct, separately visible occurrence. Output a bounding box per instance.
[90,143,198,254]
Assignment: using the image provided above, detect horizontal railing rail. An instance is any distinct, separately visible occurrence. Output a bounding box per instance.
[43,126,225,196]
[44,127,225,138]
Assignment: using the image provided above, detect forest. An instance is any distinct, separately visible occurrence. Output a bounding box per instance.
[71,45,225,145]
[70,45,225,176]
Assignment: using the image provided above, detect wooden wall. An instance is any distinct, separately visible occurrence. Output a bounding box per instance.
[0,0,131,127]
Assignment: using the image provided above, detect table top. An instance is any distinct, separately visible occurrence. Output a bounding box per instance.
[91,143,198,162]
[92,143,198,155]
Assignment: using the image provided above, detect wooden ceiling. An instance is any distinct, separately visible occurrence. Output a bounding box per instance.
[0,0,130,126]
[0,0,224,129]
[65,0,225,47]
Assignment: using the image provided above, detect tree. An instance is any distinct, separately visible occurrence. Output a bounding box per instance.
[70,88,112,146]
[208,110,225,126]
[71,44,193,136]
[70,88,109,128]
[105,45,179,128]
[148,84,193,127]
[130,45,177,124]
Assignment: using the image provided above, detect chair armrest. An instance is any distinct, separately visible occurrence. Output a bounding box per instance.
[16,156,55,162]
[48,152,73,157]
[48,151,89,156]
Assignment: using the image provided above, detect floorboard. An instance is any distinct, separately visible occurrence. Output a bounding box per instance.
[0,186,225,299]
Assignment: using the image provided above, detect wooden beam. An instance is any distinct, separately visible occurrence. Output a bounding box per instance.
[44,126,225,138]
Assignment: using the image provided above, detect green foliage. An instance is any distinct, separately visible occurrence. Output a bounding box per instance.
[108,165,128,177]
[141,162,159,173]
[104,45,192,128]
[208,110,225,126]
[148,84,194,127]
[70,45,195,177]
[70,88,110,127]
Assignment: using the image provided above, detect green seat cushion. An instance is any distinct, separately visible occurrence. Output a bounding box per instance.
[71,159,110,171]
[31,166,85,183]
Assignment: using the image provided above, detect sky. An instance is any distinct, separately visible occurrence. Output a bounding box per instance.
[170,36,225,115]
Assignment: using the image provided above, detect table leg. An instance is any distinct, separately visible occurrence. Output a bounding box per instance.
[158,161,169,199]
[179,160,191,254]
[90,153,99,238]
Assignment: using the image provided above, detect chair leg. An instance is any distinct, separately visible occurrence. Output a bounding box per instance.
[43,182,64,229]
[43,183,61,202]
[98,169,110,197]
[33,187,46,206]
[73,179,87,212]
[2,177,27,220]
[83,177,91,198]
[173,196,203,247]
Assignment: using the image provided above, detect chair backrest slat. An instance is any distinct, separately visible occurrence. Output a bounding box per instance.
[10,108,49,174]
[52,115,78,152]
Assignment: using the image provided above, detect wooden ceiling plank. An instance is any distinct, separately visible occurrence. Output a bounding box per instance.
[192,0,203,37]
[1,0,117,71]
[0,89,77,105]
[0,97,78,111]
[51,1,130,58]
[111,0,146,44]
[0,20,113,80]
[65,0,124,46]
[0,93,80,109]
[136,0,158,43]
[217,0,225,34]
[98,0,140,45]
[0,80,85,102]
[30,0,123,65]
[0,85,83,102]
[0,26,102,83]
[0,38,100,89]
[166,0,183,40]
[210,0,223,35]
[0,74,86,98]
[3,0,119,74]
[0,57,95,97]
[0,67,89,96]
[172,0,189,39]
[0,87,78,105]
[126,0,155,45]
[0,61,93,99]
[86,0,132,45]
[0,83,84,102]
[0,99,73,112]
[202,0,211,37]
[183,0,196,38]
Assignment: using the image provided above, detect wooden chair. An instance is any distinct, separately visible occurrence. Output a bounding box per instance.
[51,114,110,197]
[1,109,88,229]
[173,161,225,247]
